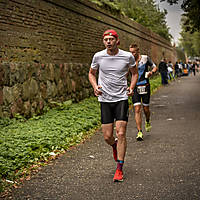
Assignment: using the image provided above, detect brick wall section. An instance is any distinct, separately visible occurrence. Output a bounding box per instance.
[0,0,176,117]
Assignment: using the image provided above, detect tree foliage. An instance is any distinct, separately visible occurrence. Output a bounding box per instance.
[89,0,172,41]
[117,0,172,40]
[179,17,200,57]
[160,0,178,5]
[175,47,186,62]
[179,31,200,57]
[161,0,200,32]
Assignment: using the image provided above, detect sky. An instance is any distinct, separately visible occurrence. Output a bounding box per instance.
[155,0,184,45]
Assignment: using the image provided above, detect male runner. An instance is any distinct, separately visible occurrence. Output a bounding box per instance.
[129,43,157,140]
[89,30,138,182]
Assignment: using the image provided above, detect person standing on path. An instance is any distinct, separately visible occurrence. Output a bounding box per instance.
[192,62,196,76]
[167,61,174,80]
[158,58,168,85]
[88,30,138,182]
[129,43,157,141]
[174,61,179,77]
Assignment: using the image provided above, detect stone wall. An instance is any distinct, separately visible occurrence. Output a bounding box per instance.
[0,0,176,117]
[0,62,90,117]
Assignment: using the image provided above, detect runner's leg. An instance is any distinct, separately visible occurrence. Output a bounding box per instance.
[113,100,128,182]
[101,102,115,146]
[115,120,127,161]
[102,123,115,146]
[142,84,151,122]
[143,105,150,122]
[134,105,142,131]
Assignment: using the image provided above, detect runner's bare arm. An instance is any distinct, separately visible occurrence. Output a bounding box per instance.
[127,66,138,96]
[148,65,158,77]
[88,68,102,96]
[152,66,158,73]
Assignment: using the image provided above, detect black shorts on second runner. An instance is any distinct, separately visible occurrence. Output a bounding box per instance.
[132,84,151,106]
[100,100,129,124]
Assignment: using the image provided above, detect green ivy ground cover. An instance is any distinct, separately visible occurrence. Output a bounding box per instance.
[0,97,101,192]
[150,75,162,94]
[0,75,162,193]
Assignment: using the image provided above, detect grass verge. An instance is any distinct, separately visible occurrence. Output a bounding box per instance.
[0,97,101,194]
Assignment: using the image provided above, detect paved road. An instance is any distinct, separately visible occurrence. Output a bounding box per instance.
[3,74,200,200]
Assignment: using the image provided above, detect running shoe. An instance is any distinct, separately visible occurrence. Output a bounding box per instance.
[145,121,152,132]
[113,169,123,182]
[136,131,143,141]
[112,138,118,162]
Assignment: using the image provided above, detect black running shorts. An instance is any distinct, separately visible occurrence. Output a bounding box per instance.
[100,100,129,124]
[132,84,151,106]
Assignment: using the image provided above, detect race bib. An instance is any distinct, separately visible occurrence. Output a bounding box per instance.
[137,85,147,94]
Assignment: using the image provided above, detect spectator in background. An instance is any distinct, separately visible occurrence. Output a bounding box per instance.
[158,58,168,85]
[174,61,179,77]
[192,62,196,76]
[178,61,183,76]
[167,61,174,80]
[197,63,200,73]
[186,62,191,75]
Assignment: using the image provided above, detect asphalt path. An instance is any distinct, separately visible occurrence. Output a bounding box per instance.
[3,73,200,200]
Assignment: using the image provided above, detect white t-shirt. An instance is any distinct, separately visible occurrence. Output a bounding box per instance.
[91,49,136,102]
[168,64,173,73]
